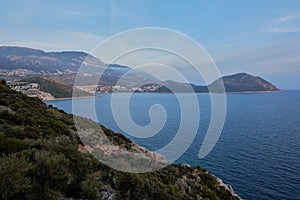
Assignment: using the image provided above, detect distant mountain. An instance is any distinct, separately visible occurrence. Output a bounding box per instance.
[208,73,280,93]
[0,46,280,93]
[151,73,280,93]
[0,46,159,86]
[0,46,105,74]
[152,80,208,93]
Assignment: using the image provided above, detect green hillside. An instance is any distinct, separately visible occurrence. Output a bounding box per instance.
[22,77,92,98]
[0,80,239,200]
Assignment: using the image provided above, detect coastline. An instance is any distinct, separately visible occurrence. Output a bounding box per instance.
[225,89,284,94]
[215,176,242,199]
[181,163,242,199]
[97,90,284,95]
[45,95,99,102]
[44,90,283,101]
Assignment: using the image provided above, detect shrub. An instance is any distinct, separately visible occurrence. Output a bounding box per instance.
[29,151,71,200]
[79,179,101,200]
[0,153,33,199]
[0,137,30,154]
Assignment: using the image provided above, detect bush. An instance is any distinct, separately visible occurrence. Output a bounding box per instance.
[0,153,33,199]
[0,137,30,154]
[29,151,71,200]
[202,186,218,200]
[79,179,101,200]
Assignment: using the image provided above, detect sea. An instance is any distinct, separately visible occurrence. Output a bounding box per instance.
[47,91,300,200]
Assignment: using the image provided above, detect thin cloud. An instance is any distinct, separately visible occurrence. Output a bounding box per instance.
[11,41,66,50]
[267,27,300,33]
[265,15,300,33]
[278,15,297,23]
[4,31,106,52]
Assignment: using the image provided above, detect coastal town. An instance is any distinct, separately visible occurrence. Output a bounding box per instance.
[77,83,162,93]
[6,80,164,101]
[6,81,55,101]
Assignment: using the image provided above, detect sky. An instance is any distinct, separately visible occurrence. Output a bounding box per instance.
[1,0,300,89]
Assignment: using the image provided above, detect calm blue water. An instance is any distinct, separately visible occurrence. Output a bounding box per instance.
[47,91,300,200]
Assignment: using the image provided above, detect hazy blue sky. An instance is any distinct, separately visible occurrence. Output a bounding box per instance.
[1,0,300,88]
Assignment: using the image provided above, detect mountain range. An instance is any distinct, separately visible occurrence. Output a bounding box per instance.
[0,46,158,87]
[0,46,280,93]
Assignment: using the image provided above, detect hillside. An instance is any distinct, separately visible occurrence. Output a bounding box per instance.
[0,46,105,74]
[152,73,280,93]
[0,80,240,200]
[21,77,92,98]
[208,73,280,93]
[152,80,208,93]
[0,46,159,86]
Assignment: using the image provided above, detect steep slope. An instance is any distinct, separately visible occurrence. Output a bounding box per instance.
[0,80,240,200]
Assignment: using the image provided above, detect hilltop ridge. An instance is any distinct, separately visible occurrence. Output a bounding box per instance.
[209,72,280,93]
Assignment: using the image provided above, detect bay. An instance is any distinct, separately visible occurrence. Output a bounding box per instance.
[47,91,300,200]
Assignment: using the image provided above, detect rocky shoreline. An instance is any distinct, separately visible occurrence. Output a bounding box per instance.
[215,176,242,199]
